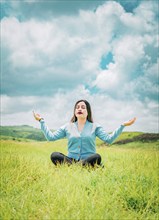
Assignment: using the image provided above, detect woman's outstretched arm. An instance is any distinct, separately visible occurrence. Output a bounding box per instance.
[96,117,136,144]
[33,111,66,141]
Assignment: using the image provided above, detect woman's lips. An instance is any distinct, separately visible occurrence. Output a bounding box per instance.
[78,112,83,114]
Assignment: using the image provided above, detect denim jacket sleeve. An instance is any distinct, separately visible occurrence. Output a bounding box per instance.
[95,124,125,144]
[40,119,66,141]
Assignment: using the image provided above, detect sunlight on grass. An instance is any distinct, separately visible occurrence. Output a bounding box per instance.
[0,140,159,220]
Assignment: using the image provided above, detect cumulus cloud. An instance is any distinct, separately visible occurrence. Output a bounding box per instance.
[1,0,143,21]
[1,18,83,95]
[1,87,158,133]
[2,1,158,97]
[1,0,158,132]
[1,0,106,20]
[92,1,158,102]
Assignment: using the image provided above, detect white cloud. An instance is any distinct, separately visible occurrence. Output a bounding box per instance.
[92,2,158,98]
[96,1,124,17]
[92,64,119,90]
[92,35,145,90]
[1,86,158,133]
[1,0,158,133]
[2,1,157,91]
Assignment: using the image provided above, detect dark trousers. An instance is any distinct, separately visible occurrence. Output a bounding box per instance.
[50,152,102,167]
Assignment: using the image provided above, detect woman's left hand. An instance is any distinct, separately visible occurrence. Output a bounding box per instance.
[123,117,136,126]
[33,111,42,121]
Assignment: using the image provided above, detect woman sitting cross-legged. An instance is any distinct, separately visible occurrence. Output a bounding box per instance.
[33,100,136,167]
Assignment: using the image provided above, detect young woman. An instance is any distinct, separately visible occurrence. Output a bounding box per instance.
[33,100,136,167]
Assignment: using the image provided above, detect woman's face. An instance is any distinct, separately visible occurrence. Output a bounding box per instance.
[75,101,88,120]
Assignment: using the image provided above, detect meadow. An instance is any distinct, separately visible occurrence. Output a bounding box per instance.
[0,139,159,220]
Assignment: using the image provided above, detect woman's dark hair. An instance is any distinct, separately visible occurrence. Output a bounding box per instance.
[71,100,93,123]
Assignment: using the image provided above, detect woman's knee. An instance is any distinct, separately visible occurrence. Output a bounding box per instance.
[83,153,102,166]
[50,152,61,162]
[50,152,72,165]
[95,153,101,161]
[96,153,102,164]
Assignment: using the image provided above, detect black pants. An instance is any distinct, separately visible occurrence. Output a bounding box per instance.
[50,152,102,167]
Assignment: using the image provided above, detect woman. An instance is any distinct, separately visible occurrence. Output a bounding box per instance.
[33,100,136,167]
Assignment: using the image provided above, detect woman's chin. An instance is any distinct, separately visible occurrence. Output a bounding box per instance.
[76,115,86,120]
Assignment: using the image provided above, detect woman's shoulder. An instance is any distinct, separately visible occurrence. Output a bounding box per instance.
[88,121,102,133]
[60,122,70,128]
[91,121,101,127]
[61,122,76,130]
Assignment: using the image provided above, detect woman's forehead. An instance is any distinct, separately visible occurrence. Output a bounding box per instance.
[76,101,86,106]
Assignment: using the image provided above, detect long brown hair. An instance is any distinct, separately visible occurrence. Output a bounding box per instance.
[70,100,93,123]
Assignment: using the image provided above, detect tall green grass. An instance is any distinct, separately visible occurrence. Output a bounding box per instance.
[0,140,159,220]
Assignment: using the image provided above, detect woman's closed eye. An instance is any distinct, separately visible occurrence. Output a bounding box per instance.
[76,105,86,109]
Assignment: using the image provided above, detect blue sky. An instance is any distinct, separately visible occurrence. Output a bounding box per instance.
[1,0,159,132]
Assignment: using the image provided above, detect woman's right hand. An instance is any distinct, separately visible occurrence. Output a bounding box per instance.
[33,111,43,121]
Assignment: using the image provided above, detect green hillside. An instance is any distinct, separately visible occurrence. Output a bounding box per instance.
[0,125,46,141]
[0,125,159,143]
[96,131,159,146]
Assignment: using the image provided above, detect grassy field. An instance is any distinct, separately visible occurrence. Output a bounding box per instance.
[0,139,159,220]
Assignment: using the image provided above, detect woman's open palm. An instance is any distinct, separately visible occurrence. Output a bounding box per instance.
[123,117,136,126]
[33,111,42,121]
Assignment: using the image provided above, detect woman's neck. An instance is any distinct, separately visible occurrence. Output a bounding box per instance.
[77,118,87,125]
[77,118,87,132]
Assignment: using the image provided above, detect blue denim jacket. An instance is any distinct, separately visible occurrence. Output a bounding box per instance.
[40,120,124,160]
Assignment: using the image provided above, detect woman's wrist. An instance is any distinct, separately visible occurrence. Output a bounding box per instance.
[39,118,44,122]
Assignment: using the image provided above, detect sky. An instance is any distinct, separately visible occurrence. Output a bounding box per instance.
[1,0,159,133]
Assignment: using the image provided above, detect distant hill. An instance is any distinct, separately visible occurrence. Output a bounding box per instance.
[0,125,46,141]
[114,133,159,144]
[0,125,159,143]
